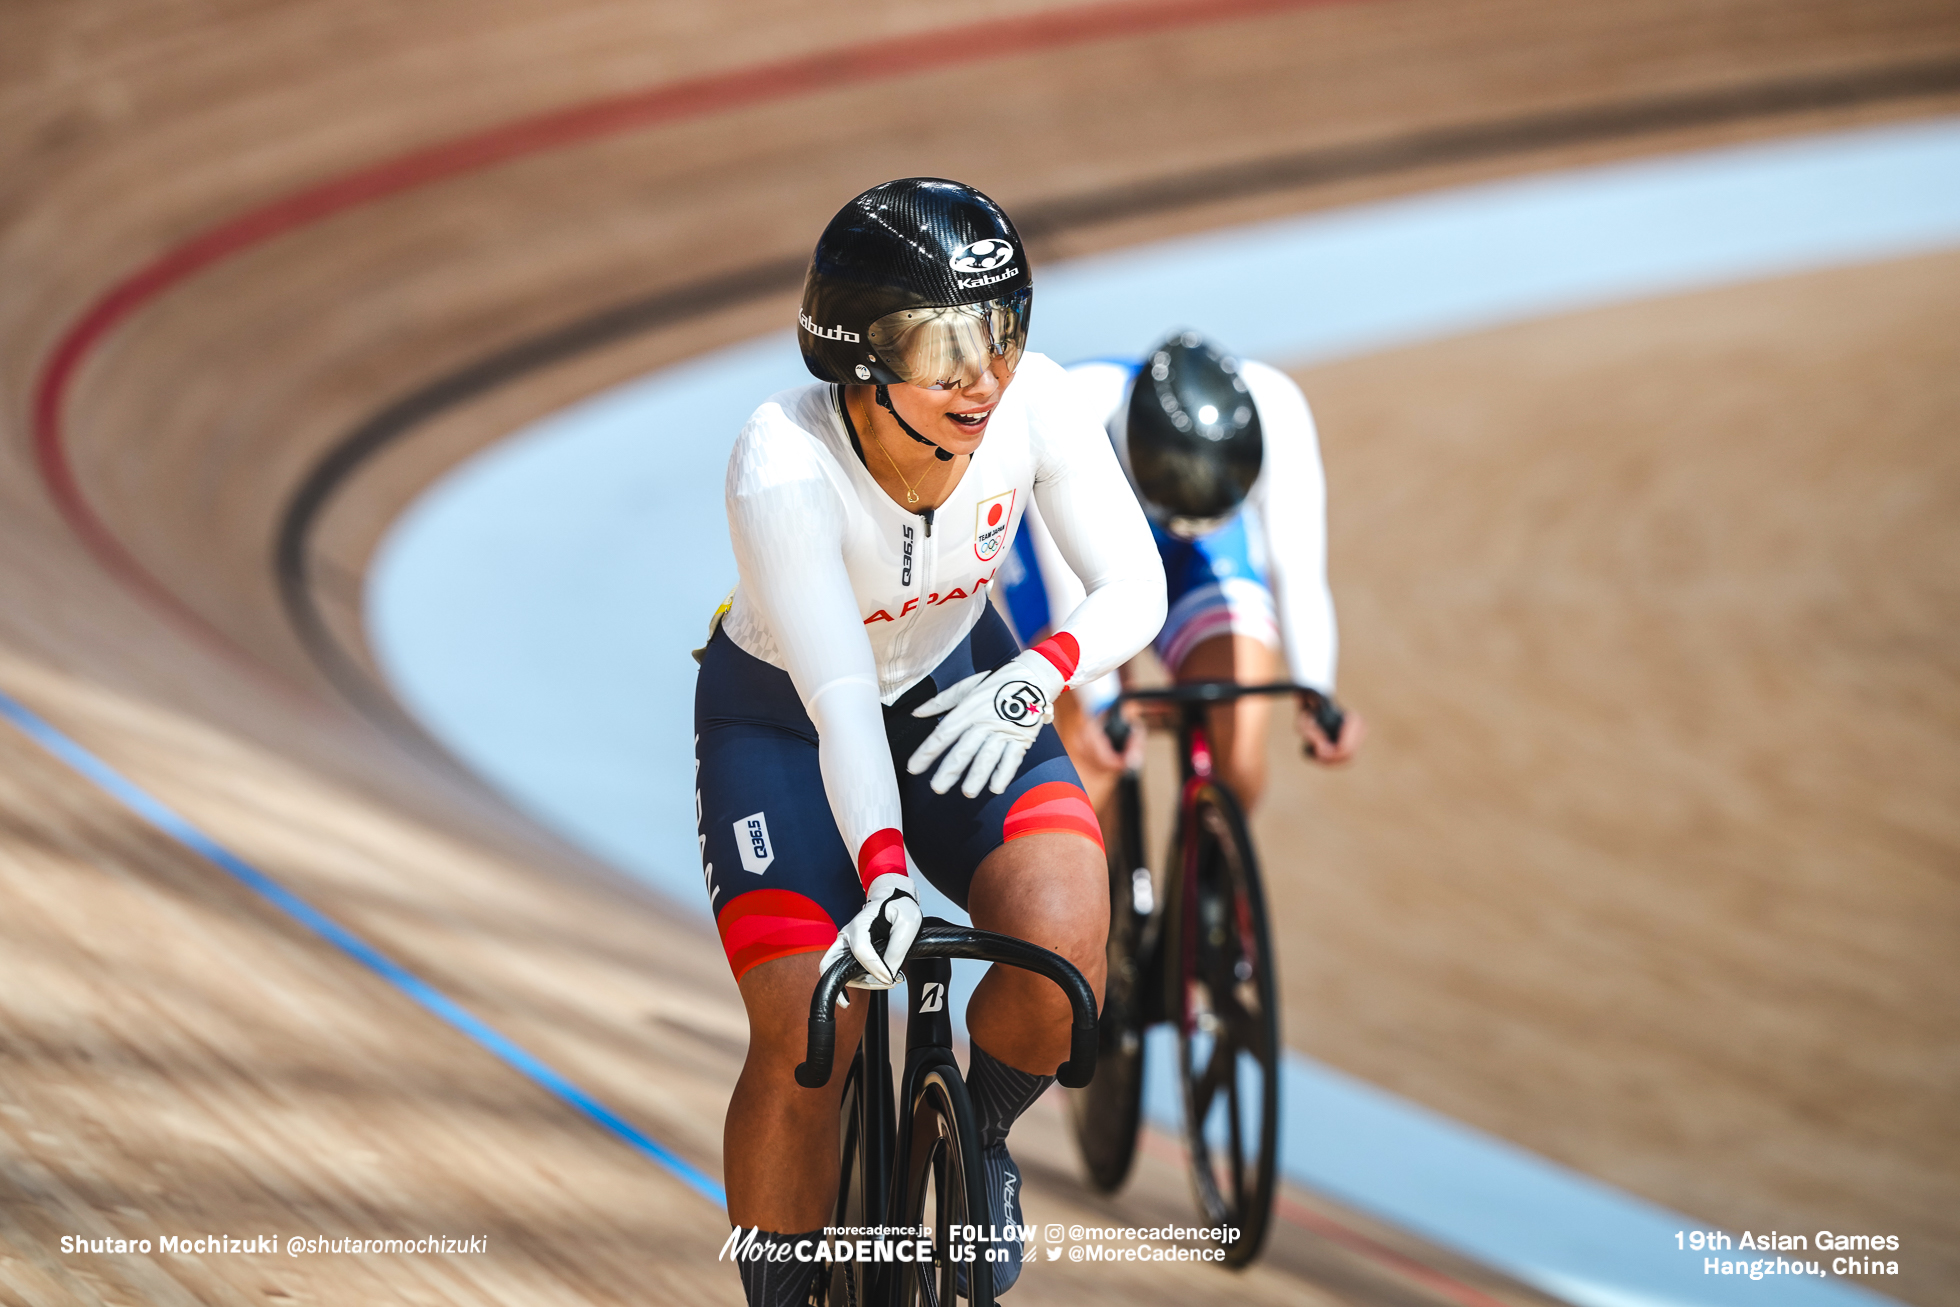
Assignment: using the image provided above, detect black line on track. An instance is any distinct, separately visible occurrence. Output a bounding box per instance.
[1014,56,1960,235]
[274,258,806,727]
[278,55,1960,724]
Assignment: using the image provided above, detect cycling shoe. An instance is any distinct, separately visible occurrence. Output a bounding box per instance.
[957,1143,1025,1297]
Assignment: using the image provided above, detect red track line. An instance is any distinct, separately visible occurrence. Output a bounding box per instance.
[1272,1192,1520,1307]
[1134,1126,1514,1307]
[30,0,1360,655]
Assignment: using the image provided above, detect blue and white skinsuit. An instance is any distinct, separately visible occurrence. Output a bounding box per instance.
[997,358,1340,705]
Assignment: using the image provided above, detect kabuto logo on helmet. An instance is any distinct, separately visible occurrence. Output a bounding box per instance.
[797,310,860,343]
[949,238,1015,273]
[797,178,1031,387]
[993,680,1047,726]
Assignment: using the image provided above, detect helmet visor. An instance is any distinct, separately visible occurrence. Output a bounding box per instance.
[867,290,1030,390]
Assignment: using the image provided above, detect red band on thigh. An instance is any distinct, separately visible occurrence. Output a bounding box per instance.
[1001,780,1103,851]
[716,888,837,981]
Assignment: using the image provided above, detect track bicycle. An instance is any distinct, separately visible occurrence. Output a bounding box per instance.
[796,920,1098,1306]
[1066,682,1345,1268]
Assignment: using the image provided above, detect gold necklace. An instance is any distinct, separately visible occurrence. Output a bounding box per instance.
[867,398,936,505]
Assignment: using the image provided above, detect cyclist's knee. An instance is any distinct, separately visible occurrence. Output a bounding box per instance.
[1220,742,1269,812]
[969,833,1108,1011]
[736,950,867,1072]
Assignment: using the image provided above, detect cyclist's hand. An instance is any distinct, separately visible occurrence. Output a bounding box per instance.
[906,648,1066,797]
[1061,694,1137,777]
[819,872,922,992]
[1299,695,1365,764]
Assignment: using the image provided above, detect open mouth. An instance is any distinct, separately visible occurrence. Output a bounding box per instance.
[947,406,994,429]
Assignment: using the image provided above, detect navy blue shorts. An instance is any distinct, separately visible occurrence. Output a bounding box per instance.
[694,605,1102,981]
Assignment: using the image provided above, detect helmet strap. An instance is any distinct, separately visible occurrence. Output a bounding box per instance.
[875,385,955,462]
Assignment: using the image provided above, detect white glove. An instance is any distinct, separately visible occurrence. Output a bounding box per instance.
[906,648,1067,797]
[818,872,922,993]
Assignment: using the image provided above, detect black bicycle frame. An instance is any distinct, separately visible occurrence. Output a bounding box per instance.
[797,922,1100,1304]
[798,924,1098,1091]
[853,987,897,1246]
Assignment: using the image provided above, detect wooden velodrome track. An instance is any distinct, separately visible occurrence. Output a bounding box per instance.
[4,1,1959,1303]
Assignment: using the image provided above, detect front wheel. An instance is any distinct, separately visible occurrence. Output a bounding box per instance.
[1166,779,1281,1268]
[816,1051,873,1307]
[897,1064,993,1307]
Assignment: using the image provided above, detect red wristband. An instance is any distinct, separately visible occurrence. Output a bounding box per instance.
[856,828,906,891]
[1031,631,1080,681]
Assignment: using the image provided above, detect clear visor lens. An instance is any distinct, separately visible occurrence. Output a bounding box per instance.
[867,291,1030,390]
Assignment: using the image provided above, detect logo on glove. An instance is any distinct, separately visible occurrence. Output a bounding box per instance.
[993,680,1047,725]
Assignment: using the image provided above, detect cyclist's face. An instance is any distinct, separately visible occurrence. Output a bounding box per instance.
[883,355,1017,455]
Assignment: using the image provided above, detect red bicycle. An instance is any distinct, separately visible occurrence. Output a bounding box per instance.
[1066,681,1345,1268]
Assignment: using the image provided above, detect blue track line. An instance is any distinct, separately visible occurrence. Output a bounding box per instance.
[0,688,727,1210]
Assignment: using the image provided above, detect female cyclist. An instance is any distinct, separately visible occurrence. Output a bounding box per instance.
[694,177,1165,1305]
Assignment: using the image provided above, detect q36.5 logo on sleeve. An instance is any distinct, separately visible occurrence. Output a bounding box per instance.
[993,680,1047,726]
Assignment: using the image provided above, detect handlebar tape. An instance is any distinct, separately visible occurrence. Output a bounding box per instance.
[1057,1019,1097,1089]
[1303,690,1346,751]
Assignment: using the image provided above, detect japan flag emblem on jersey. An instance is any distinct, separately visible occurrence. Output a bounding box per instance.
[974,490,1016,562]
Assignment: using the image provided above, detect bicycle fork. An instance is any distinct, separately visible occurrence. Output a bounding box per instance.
[854,956,954,1303]
[891,955,957,1179]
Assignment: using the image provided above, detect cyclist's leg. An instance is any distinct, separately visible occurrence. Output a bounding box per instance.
[896,607,1110,1292]
[1156,513,1285,811]
[1172,632,1281,810]
[1049,680,1126,813]
[697,629,875,1263]
[964,831,1108,1071]
[962,833,1107,1294]
[725,951,870,1229]
[895,605,1111,1072]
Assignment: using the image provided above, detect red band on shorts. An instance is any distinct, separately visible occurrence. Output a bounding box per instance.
[856,827,906,891]
[716,889,836,981]
[1031,632,1080,681]
[1002,780,1103,851]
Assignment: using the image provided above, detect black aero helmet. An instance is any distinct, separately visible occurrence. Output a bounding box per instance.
[1125,331,1264,533]
[798,177,1032,390]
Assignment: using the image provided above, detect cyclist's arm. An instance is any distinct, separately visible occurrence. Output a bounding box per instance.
[725,412,907,889]
[1243,361,1338,693]
[1024,356,1168,685]
[1013,501,1127,712]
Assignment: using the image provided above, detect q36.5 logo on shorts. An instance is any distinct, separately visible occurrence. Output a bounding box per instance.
[734,811,774,874]
[993,680,1047,726]
[949,238,1015,273]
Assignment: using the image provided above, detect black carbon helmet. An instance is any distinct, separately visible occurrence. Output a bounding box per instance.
[1125,331,1263,532]
[798,177,1033,386]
